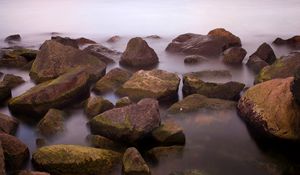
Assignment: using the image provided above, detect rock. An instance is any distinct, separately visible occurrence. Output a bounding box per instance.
[237,77,300,140]
[32,144,121,175]
[184,55,207,64]
[0,133,29,169]
[145,35,161,39]
[167,94,236,114]
[146,146,184,163]
[37,109,65,136]
[116,97,133,108]
[90,98,161,143]
[170,169,206,175]
[15,170,50,175]
[222,47,247,64]
[84,96,114,118]
[291,67,300,105]
[250,43,276,65]
[0,142,5,175]
[8,68,90,116]
[117,69,180,102]
[0,113,19,135]
[30,40,106,83]
[120,37,159,67]
[255,52,300,84]
[107,35,121,43]
[75,37,97,45]
[185,70,232,79]
[4,34,21,43]
[0,48,38,68]
[151,121,185,146]
[246,55,269,73]
[51,36,79,48]
[86,135,125,152]
[183,73,245,100]
[0,74,25,89]
[83,44,122,64]
[0,84,11,104]
[208,28,241,47]
[166,33,228,56]
[122,147,151,175]
[93,68,132,94]
[273,36,300,49]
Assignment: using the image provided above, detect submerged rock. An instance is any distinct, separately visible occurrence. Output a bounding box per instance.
[255,52,300,84]
[0,48,38,68]
[0,142,5,175]
[93,68,132,94]
[122,147,151,175]
[32,144,121,175]
[238,77,300,140]
[250,43,276,65]
[30,40,106,83]
[246,55,269,73]
[183,73,245,100]
[184,55,207,64]
[90,98,160,143]
[166,33,228,56]
[208,28,241,47]
[107,35,121,43]
[37,109,65,136]
[0,74,25,89]
[9,68,90,116]
[4,34,21,43]
[120,37,159,67]
[0,133,29,170]
[0,113,19,135]
[146,146,184,163]
[222,47,247,64]
[86,135,125,152]
[168,94,236,114]
[115,97,133,108]
[83,44,122,64]
[117,69,180,102]
[84,96,114,118]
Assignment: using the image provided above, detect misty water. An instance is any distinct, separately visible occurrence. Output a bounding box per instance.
[1,0,300,174]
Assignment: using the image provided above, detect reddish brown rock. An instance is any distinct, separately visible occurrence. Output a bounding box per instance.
[0,113,19,135]
[223,47,247,64]
[208,28,241,47]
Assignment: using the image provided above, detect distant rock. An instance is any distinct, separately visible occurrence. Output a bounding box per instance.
[115,97,133,108]
[120,37,159,67]
[0,113,19,135]
[51,36,79,48]
[117,69,180,102]
[122,147,151,175]
[273,35,300,49]
[246,55,269,73]
[37,109,65,136]
[222,47,247,64]
[249,43,276,65]
[208,28,241,47]
[83,44,121,64]
[107,35,121,43]
[0,74,25,89]
[4,34,21,44]
[184,55,207,64]
[145,35,161,39]
[84,96,114,118]
[166,33,228,56]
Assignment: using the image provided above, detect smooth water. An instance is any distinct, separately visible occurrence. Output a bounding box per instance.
[1,0,300,174]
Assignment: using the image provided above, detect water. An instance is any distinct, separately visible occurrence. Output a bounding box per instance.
[1,0,300,174]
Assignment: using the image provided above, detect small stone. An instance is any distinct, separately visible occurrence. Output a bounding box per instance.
[152,121,185,146]
[0,74,25,89]
[107,35,121,43]
[0,113,19,135]
[184,55,207,64]
[86,135,125,152]
[84,96,114,118]
[146,146,184,163]
[37,109,65,136]
[115,97,133,108]
[4,34,21,43]
[222,47,247,64]
[122,147,151,175]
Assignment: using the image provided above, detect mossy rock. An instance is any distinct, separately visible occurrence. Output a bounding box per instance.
[32,144,121,175]
[37,109,65,136]
[84,96,114,118]
[0,74,25,89]
[86,134,125,152]
[115,97,133,108]
[0,48,38,68]
[122,147,151,175]
[146,146,184,163]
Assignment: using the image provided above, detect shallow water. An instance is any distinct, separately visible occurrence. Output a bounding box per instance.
[1,0,300,174]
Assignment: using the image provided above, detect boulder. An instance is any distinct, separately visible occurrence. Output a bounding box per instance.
[116,97,133,108]
[0,113,19,135]
[90,98,161,143]
[237,77,300,140]
[51,36,79,48]
[0,84,11,104]
[4,34,21,43]
[291,67,300,105]
[151,121,185,146]
[0,142,5,175]
[0,74,25,89]
[167,94,236,114]
[32,144,121,175]
[146,146,184,163]
[246,55,269,73]
[30,40,106,83]
[84,96,114,118]
[184,55,207,64]
[255,52,300,84]
[145,35,161,39]
[15,170,50,175]
[222,47,247,64]
[93,68,132,94]
[183,73,245,100]
[120,37,159,67]
[8,68,90,116]
[166,33,228,56]
[273,36,300,49]
[107,35,121,43]
[170,169,206,175]
[37,109,65,136]
[117,69,180,102]
[86,135,125,152]
[250,43,276,65]
[0,133,29,170]
[122,147,151,175]
[0,48,38,68]
[208,28,241,47]
[83,44,122,64]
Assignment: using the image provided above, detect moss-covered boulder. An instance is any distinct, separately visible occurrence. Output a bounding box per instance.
[0,142,5,175]
[0,133,29,170]
[86,135,125,152]
[120,37,159,67]
[30,40,106,83]
[116,97,133,108]
[122,147,151,175]
[208,28,241,47]
[250,43,276,65]
[255,52,300,84]
[90,98,160,143]
[84,96,114,118]
[8,68,90,116]
[238,77,300,140]
[183,73,245,100]
[32,144,121,175]
[0,48,37,68]
[83,44,121,64]
[0,113,19,135]
[146,146,184,163]
[93,68,132,94]
[37,109,65,136]
[222,47,247,64]
[117,69,180,102]
[151,121,185,146]
[0,74,25,89]
[170,169,206,175]
[166,33,228,56]
[168,94,236,114]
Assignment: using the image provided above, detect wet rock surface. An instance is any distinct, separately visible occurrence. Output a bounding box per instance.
[122,147,151,175]
[115,97,133,108]
[246,55,269,73]
[0,74,25,89]
[86,134,125,152]
[222,47,247,64]
[37,109,65,136]
[83,44,122,64]
[84,96,114,118]
[208,28,241,47]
